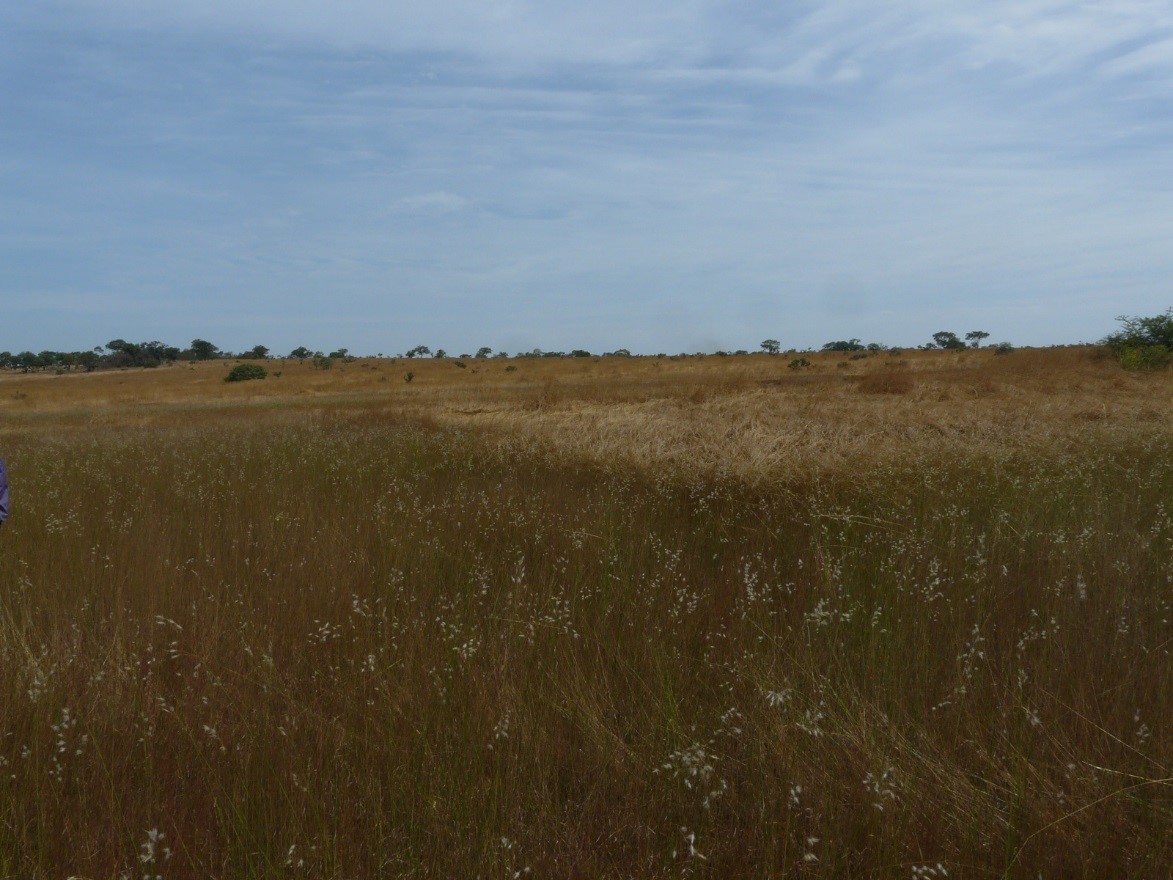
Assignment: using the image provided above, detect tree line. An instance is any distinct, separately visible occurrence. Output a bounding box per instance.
[0,339,250,373]
[9,312,1170,375]
[0,333,994,374]
[0,339,637,373]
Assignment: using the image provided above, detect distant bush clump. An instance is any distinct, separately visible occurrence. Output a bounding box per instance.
[225,364,267,383]
[1104,309,1172,370]
[787,357,811,370]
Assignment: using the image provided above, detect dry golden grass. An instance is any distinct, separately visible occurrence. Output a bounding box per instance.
[0,349,1169,878]
[3,347,1169,484]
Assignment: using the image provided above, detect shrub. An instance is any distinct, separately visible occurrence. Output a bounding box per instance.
[787,358,811,370]
[1116,345,1171,371]
[1103,309,1172,370]
[993,342,1014,355]
[224,364,267,383]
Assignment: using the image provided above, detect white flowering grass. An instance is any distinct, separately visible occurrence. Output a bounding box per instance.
[0,376,1168,877]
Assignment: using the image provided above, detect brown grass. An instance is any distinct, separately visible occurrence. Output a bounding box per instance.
[3,348,1169,484]
[0,348,1169,877]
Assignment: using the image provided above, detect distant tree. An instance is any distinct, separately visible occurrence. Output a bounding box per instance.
[822,339,865,352]
[931,331,966,350]
[191,339,221,361]
[328,348,349,359]
[141,341,176,365]
[434,349,447,359]
[105,339,138,366]
[475,347,493,359]
[244,345,270,360]
[289,346,312,360]
[760,339,780,355]
[406,345,431,358]
[570,349,591,358]
[965,330,990,348]
[15,351,42,373]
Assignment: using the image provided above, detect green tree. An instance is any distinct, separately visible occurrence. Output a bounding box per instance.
[475,347,493,359]
[760,339,780,355]
[931,331,966,350]
[289,346,312,360]
[1103,308,1173,370]
[965,330,990,348]
[822,339,865,352]
[191,339,221,361]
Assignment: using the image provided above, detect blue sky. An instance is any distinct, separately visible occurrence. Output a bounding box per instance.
[2,1,1171,355]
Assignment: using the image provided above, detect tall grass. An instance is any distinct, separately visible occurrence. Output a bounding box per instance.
[0,403,1168,877]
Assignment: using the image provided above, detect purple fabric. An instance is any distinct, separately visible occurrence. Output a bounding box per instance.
[0,458,7,523]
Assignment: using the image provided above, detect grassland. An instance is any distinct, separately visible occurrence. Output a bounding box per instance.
[0,348,1169,878]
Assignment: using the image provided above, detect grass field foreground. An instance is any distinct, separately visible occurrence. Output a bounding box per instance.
[0,349,1169,877]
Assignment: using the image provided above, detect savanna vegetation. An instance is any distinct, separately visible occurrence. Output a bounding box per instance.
[0,344,1169,878]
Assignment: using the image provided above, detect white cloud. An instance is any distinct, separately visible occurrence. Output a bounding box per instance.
[53,1,1173,81]
[387,191,470,216]
[6,1,1172,353]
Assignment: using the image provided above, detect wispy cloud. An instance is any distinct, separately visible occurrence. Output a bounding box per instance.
[2,2,1171,353]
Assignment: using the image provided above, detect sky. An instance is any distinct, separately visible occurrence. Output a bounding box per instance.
[2,1,1171,356]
